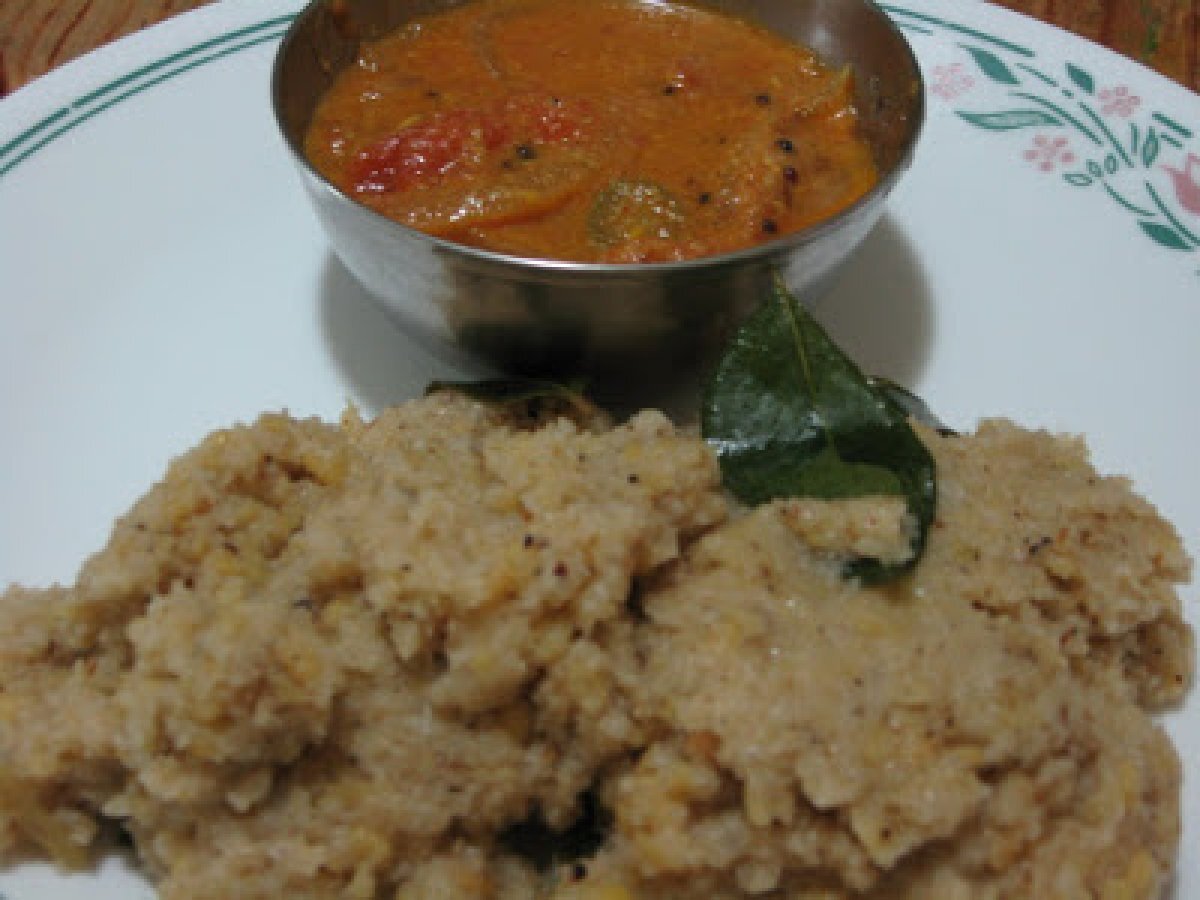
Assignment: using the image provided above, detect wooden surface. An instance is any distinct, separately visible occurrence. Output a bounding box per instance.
[0,0,1196,96]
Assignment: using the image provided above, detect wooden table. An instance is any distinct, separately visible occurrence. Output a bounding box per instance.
[1,0,1196,96]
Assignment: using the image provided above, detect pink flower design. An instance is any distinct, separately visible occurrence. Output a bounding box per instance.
[930,62,975,100]
[1098,85,1141,117]
[1024,134,1076,172]
[1162,153,1200,216]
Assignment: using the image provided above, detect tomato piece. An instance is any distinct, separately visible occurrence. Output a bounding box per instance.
[349,109,505,195]
[348,95,594,196]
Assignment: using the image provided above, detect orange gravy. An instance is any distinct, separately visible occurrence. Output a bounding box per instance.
[305,0,879,263]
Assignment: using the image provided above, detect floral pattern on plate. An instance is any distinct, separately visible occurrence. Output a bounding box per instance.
[888,5,1200,259]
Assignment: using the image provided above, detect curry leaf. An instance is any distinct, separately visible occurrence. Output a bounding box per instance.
[427,377,599,421]
[871,377,954,435]
[701,279,936,583]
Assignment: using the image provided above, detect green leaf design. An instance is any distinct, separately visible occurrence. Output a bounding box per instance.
[1139,220,1190,250]
[1066,63,1095,94]
[965,46,1021,84]
[701,279,937,583]
[1103,153,1119,174]
[1064,172,1093,187]
[957,109,1061,130]
[1087,160,1103,178]
[1142,129,1161,167]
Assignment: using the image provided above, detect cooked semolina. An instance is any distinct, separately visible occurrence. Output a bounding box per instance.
[0,395,1192,899]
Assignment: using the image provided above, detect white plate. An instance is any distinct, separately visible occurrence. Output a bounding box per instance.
[1,0,1197,896]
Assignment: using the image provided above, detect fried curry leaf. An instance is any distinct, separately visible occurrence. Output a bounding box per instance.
[701,279,936,582]
[426,377,598,423]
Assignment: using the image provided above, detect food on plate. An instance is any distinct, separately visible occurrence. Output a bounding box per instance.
[303,0,879,262]
[0,384,1192,898]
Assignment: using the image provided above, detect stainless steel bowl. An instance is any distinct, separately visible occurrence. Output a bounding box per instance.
[272,0,923,385]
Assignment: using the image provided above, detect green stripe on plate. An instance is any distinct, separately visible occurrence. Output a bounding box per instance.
[881,5,1035,58]
[0,13,296,179]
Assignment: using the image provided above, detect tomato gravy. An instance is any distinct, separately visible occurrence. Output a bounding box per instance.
[304,0,879,262]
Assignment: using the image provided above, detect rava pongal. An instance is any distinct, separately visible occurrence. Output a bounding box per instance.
[0,392,1193,899]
